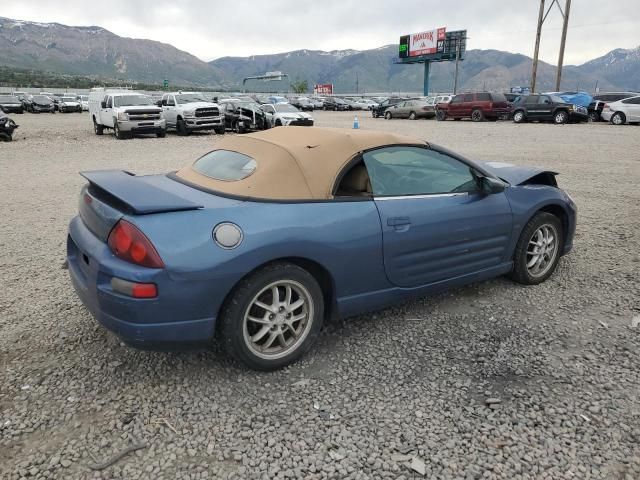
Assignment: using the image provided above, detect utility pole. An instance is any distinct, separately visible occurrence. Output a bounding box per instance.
[556,0,571,91]
[356,72,359,94]
[531,0,545,93]
[453,38,461,94]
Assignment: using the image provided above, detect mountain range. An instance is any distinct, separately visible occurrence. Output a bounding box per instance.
[1,16,639,93]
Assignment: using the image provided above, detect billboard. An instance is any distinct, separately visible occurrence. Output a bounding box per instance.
[314,84,333,95]
[400,28,446,59]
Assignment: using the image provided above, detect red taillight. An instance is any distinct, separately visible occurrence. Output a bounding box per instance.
[107,220,164,268]
[111,277,158,298]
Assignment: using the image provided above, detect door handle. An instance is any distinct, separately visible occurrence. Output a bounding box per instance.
[387,217,411,227]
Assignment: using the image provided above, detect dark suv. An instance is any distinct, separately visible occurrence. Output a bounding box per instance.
[587,92,638,122]
[371,97,406,118]
[436,92,512,121]
[511,94,589,124]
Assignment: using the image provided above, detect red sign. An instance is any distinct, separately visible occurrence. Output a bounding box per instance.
[409,27,446,57]
[314,84,333,95]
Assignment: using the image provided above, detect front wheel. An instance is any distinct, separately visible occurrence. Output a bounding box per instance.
[215,127,225,135]
[510,212,563,285]
[471,109,484,122]
[156,129,166,138]
[384,111,392,120]
[513,110,526,123]
[554,110,568,124]
[114,122,127,139]
[436,110,446,121]
[219,262,324,370]
[176,118,189,136]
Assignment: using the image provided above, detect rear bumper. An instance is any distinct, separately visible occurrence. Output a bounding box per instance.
[67,216,216,347]
[600,111,613,122]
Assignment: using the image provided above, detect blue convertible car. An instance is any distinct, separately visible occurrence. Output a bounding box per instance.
[67,127,576,370]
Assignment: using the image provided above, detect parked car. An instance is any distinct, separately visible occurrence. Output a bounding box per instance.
[159,92,225,135]
[358,98,378,110]
[267,96,289,104]
[323,97,349,111]
[436,93,512,121]
[291,97,315,111]
[310,97,325,110]
[26,95,55,113]
[0,95,24,114]
[588,92,638,122]
[89,89,166,139]
[261,103,314,127]
[79,95,89,111]
[67,127,576,370]
[0,110,19,141]
[219,99,269,133]
[511,94,589,124]
[600,95,640,125]
[384,99,435,120]
[371,98,406,118]
[58,96,82,113]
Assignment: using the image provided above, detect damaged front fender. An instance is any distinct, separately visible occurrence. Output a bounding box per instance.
[478,161,558,186]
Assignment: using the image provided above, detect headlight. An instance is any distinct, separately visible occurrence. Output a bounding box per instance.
[184,110,195,116]
[117,112,128,121]
[282,116,296,120]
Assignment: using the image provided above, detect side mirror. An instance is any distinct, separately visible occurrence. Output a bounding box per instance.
[100,101,107,109]
[481,176,506,194]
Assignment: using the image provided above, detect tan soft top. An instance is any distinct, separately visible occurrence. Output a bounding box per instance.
[175,127,426,200]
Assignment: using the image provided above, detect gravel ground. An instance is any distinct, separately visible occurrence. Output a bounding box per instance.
[1,111,639,480]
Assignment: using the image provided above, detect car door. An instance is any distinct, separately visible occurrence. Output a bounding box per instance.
[164,95,177,126]
[100,95,114,127]
[523,95,540,120]
[364,146,513,288]
[622,96,640,121]
[537,95,554,121]
[447,95,464,117]
[261,104,276,126]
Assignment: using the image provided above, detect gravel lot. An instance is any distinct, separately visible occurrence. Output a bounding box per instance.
[1,111,639,480]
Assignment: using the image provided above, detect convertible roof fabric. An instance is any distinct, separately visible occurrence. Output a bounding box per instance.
[176,127,426,200]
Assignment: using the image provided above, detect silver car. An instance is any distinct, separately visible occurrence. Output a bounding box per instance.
[384,100,435,120]
[600,95,640,125]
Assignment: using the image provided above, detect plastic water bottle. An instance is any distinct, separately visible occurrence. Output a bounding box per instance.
[353,115,359,129]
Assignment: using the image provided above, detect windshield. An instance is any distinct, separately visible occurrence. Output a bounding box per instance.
[61,97,76,102]
[114,95,153,107]
[176,93,207,104]
[274,104,300,113]
[80,96,88,101]
[550,95,565,103]
[0,96,19,102]
[238,101,261,109]
[33,96,51,103]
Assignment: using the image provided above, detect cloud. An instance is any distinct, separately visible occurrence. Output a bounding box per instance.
[2,0,639,64]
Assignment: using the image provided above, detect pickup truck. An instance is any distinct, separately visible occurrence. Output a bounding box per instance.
[89,90,166,139]
[159,92,225,135]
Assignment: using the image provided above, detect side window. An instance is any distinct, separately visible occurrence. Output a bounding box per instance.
[463,94,474,102]
[525,95,538,105]
[450,95,463,104]
[363,147,478,197]
[538,95,551,105]
[166,95,175,106]
[106,96,113,108]
[477,93,491,101]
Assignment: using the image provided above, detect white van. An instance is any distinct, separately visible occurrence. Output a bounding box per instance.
[88,88,166,139]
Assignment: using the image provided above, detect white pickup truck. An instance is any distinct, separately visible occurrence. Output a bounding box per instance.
[89,89,166,139]
[159,92,225,135]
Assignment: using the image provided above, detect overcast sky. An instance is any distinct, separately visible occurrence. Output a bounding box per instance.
[3,0,639,64]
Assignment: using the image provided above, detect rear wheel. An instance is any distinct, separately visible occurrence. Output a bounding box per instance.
[471,109,484,122]
[513,110,526,123]
[436,110,446,121]
[554,110,569,124]
[610,112,626,125]
[588,111,599,122]
[219,262,324,370]
[234,121,244,133]
[510,212,563,285]
[93,117,104,135]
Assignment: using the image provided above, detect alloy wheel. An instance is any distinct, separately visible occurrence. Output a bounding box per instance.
[242,280,314,360]
[526,224,559,278]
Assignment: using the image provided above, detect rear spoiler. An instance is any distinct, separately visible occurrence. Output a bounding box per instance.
[80,170,203,215]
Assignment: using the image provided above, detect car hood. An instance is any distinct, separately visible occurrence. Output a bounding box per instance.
[119,105,162,113]
[478,161,558,185]
[61,101,80,106]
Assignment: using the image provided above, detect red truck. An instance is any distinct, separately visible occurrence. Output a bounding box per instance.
[436,92,512,122]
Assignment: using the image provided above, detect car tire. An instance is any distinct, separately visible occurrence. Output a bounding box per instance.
[610,112,626,125]
[409,111,416,120]
[114,122,127,140]
[234,121,244,134]
[554,110,569,124]
[510,212,563,285]
[588,111,600,122]
[176,118,189,136]
[385,111,392,120]
[371,110,377,118]
[471,109,484,122]
[275,119,282,127]
[93,117,104,135]
[436,110,446,121]
[215,127,225,135]
[513,110,526,123]
[156,129,166,138]
[219,262,324,371]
